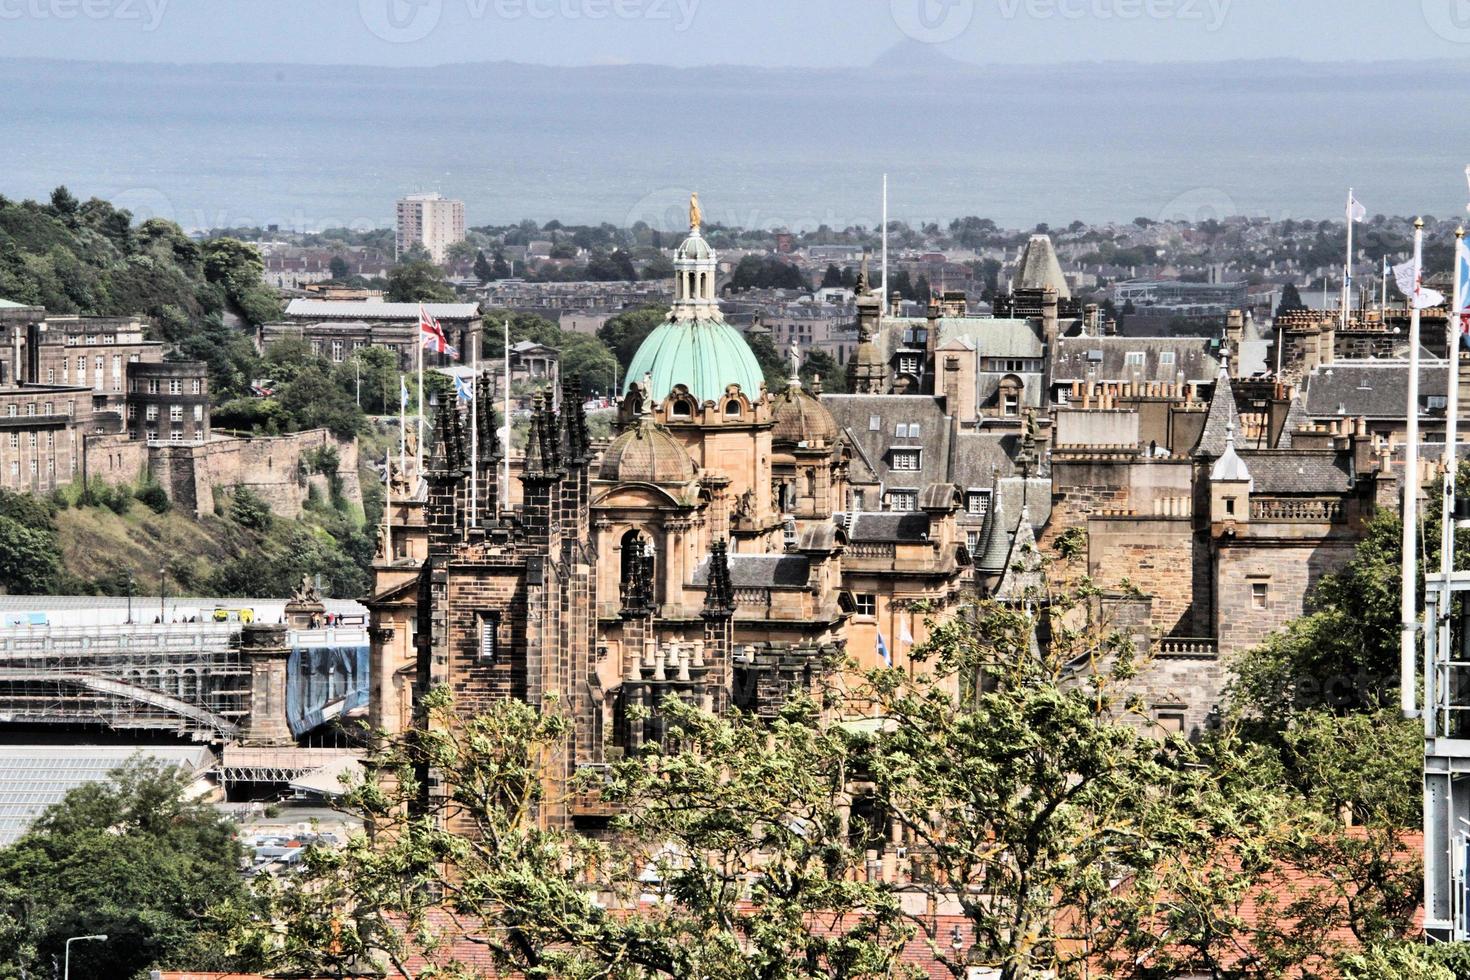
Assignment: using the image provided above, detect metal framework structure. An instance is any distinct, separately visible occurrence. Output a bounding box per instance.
[0,623,248,740]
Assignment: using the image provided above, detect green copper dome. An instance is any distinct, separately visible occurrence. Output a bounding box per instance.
[624,318,766,405]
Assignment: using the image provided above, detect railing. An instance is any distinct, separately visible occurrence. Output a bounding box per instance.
[732,588,772,615]
[1249,497,1343,522]
[847,542,896,559]
[1157,637,1219,658]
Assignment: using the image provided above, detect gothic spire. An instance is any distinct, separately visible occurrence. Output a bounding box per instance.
[702,539,735,618]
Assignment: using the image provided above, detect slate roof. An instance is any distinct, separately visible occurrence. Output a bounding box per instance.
[1276,395,1309,449]
[847,512,931,543]
[1299,360,1449,419]
[977,476,1050,573]
[937,318,1043,358]
[1195,367,1239,457]
[690,554,809,588]
[1240,452,1353,494]
[1012,234,1071,299]
[823,394,953,491]
[284,299,481,320]
[1052,337,1220,385]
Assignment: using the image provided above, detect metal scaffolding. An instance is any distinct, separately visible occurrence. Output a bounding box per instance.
[0,623,249,740]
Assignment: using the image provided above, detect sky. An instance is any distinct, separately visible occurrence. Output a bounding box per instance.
[2,0,1470,67]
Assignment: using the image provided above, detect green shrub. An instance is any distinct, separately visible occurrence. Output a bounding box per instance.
[136,482,170,515]
[229,486,272,532]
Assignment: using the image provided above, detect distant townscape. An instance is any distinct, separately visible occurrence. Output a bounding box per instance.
[0,184,1460,977]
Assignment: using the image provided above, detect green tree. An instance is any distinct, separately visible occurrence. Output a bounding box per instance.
[386,258,456,303]
[744,329,787,391]
[473,249,494,283]
[1276,282,1307,317]
[0,758,251,979]
[253,690,914,980]
[276,364,365,438]
[800,348,843,392]
[820,263,843,288]
[329,255,350,280]
[598,306,668,375]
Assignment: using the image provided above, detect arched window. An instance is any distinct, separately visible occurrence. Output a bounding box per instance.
[670,399,692,419]
[724,399,741,418]
[620,529,646,588]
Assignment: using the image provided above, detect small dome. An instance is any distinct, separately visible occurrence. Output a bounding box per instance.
[772,383,838,447]
[598,416,696,485]
[676,232,714,262]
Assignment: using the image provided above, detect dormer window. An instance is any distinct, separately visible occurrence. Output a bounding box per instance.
[670,399,693,419]
[724,399,741,418]
[891,449,921,471]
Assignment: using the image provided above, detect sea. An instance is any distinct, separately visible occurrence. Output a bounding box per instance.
[4,55,1470,234]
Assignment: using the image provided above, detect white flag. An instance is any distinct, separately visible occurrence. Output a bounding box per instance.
[1457,239,1470,315]
[899,616,914,647]
[1348,193,1366,223]
[1394,259,1446,310]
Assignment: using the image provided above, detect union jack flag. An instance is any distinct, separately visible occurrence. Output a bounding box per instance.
[419,304,459,359]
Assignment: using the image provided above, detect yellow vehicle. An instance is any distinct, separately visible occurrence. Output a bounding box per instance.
[211,607,256,624]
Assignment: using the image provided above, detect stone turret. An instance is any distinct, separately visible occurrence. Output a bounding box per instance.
[848,253,888,395]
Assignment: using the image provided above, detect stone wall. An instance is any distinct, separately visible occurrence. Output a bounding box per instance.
[86,429,362,519]
[1214,536,1355,656]
[1088,515,1202,636]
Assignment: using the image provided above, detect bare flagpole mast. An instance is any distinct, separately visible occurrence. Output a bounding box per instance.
[1403,217,1426,718]
[1437,227,1466,722]
[881,173,889,310]
[470,329,479,528]
[503,317,511,510]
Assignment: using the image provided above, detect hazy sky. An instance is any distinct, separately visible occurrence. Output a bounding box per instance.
[2,0,1469,67]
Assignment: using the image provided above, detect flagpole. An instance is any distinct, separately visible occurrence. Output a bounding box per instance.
[881,173,889,311]
[1382,257,1389,312]
[398,373,406,480]
[502,317,511,510]
[384,446,393,562]
[1402,216,1426,719]
[1342,188,1354,329]
[416,312,425,483]
[1438,227,1466,724]
[470,330,479,528]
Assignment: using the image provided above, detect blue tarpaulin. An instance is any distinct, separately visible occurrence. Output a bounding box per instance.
[286,643,370,737]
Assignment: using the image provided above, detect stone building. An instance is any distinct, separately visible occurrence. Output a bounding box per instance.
[126,360,211,444]
[366,201,980,824]
[262,299,481,371]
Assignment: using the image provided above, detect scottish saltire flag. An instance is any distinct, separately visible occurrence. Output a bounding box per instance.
[418,304,459,358]
[454,374,474,402]
[877,630,891,667]
[1395,260,1446,310]
[400,376,409,409]
[1348,193,1367,223]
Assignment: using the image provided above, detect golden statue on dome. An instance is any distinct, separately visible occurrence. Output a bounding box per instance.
[689,191,702,232]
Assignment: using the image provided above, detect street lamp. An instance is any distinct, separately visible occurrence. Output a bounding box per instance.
[159,564,167,624]
[125,574,135,625]
[64,934,107,980]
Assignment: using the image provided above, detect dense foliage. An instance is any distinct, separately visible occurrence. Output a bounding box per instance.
[0,759,249,980]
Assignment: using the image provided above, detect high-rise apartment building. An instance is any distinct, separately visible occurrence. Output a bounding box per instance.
[395,193,465,264]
